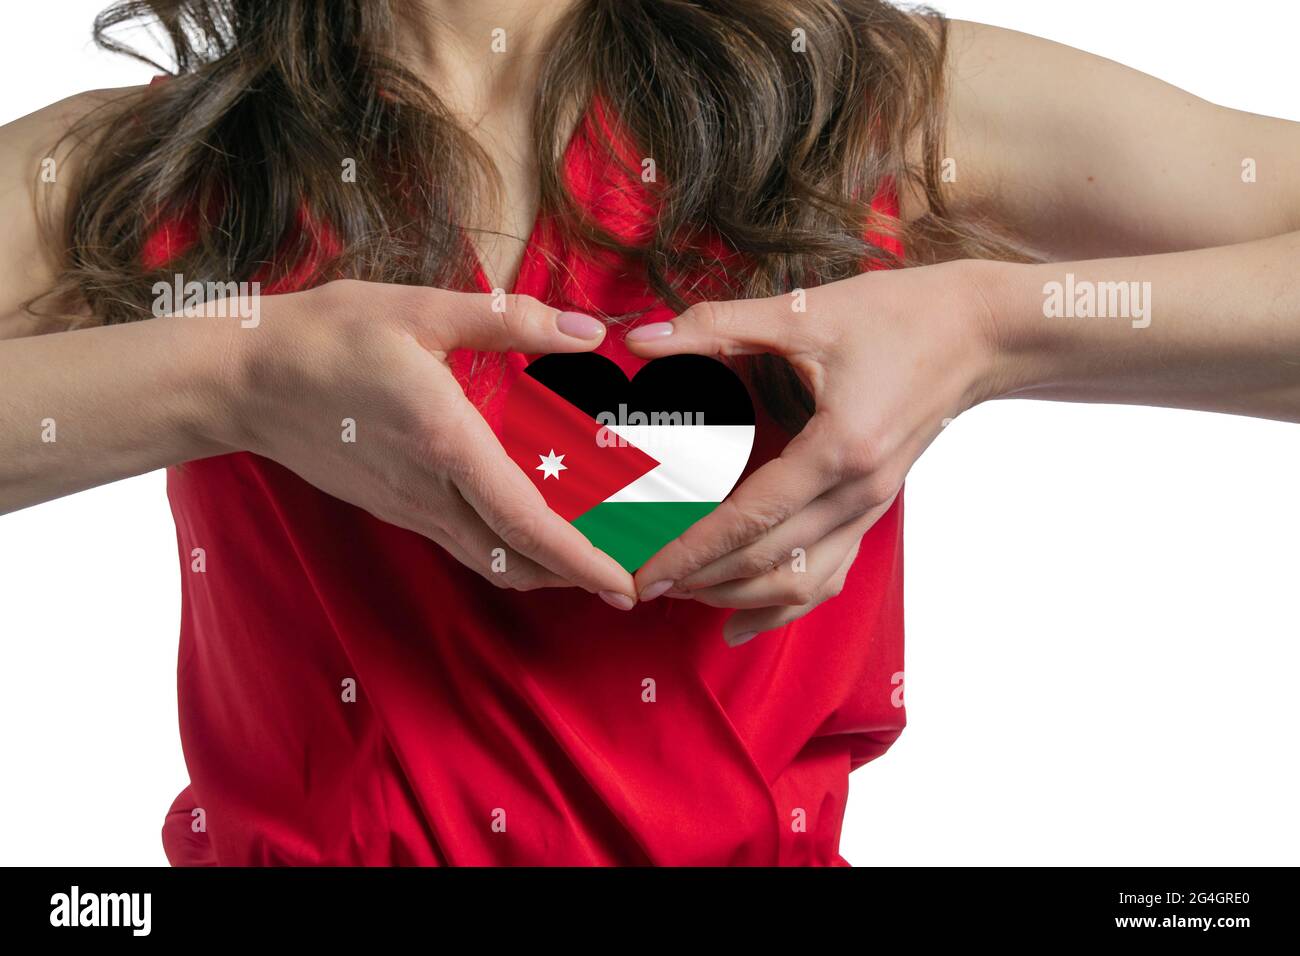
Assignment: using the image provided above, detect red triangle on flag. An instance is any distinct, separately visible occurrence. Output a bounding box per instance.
[500,370,660,521]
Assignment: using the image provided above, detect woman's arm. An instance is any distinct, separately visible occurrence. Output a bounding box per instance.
[937,20,1300,417]
[0,89,227,508]
[0,283,638,604]
[628,21,1300,636]
[0,315,240,510]
[0,94,637,605]
[980,233,1300,421]
[626,235,1300,632]
[936,20,1300,258]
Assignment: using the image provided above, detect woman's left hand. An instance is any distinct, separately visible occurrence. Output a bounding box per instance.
[624,259,1010,645]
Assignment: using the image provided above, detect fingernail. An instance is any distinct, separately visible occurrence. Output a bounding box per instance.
[599,590,635,611]
[725,630,759,648]
[626,321,675,342]
[639,579,675,601]
[557,311,605,339]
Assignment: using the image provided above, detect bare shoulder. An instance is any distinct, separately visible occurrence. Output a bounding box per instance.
[920,20,1300,257]
[0,85,146,209]
[894,18,1051,223]
[0,86,149,336]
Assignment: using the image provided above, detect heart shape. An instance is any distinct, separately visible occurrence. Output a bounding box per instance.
[500,353,756,572]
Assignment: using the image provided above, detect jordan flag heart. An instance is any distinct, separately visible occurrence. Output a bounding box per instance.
[500,353,756,572]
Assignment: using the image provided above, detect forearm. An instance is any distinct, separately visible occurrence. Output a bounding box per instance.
[977,231,1300,422]
[0,315,238,513]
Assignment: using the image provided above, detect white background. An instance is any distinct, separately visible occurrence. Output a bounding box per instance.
[1,1,1297,866]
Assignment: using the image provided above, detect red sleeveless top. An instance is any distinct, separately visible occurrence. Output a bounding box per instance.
[152,97,906,866]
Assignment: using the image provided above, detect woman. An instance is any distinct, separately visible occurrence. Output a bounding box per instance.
[1,0,1297,865]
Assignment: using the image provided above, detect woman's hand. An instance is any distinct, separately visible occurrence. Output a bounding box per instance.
[625,260,1007,642]
[654,510,877,647]
[223,279,638,606]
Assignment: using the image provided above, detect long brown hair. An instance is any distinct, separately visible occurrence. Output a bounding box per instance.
[40,0,1022,424]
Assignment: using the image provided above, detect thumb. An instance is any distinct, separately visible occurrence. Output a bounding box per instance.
[623,297,794,358]
[426,291,607,354]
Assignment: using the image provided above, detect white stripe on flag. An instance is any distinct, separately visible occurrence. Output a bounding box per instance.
[602,425,754,504]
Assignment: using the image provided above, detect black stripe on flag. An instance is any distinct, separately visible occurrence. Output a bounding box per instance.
[524,353,755,426]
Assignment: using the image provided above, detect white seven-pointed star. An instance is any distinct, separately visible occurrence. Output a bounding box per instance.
[536,449,568,480]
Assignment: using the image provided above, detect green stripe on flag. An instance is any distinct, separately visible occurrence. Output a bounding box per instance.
[571,501,719,573]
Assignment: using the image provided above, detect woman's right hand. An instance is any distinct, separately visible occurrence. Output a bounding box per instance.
[218,279,637,607]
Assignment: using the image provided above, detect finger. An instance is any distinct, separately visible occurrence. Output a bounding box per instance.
[436,488,570,591]
[634,415,839,598]
[724,603,815,647]
[680,485,896,590]
[721,542,859,647]
[623,296,801,358]
[449,406,638,606]
[686,516,862,612]
[406,288,608,354]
